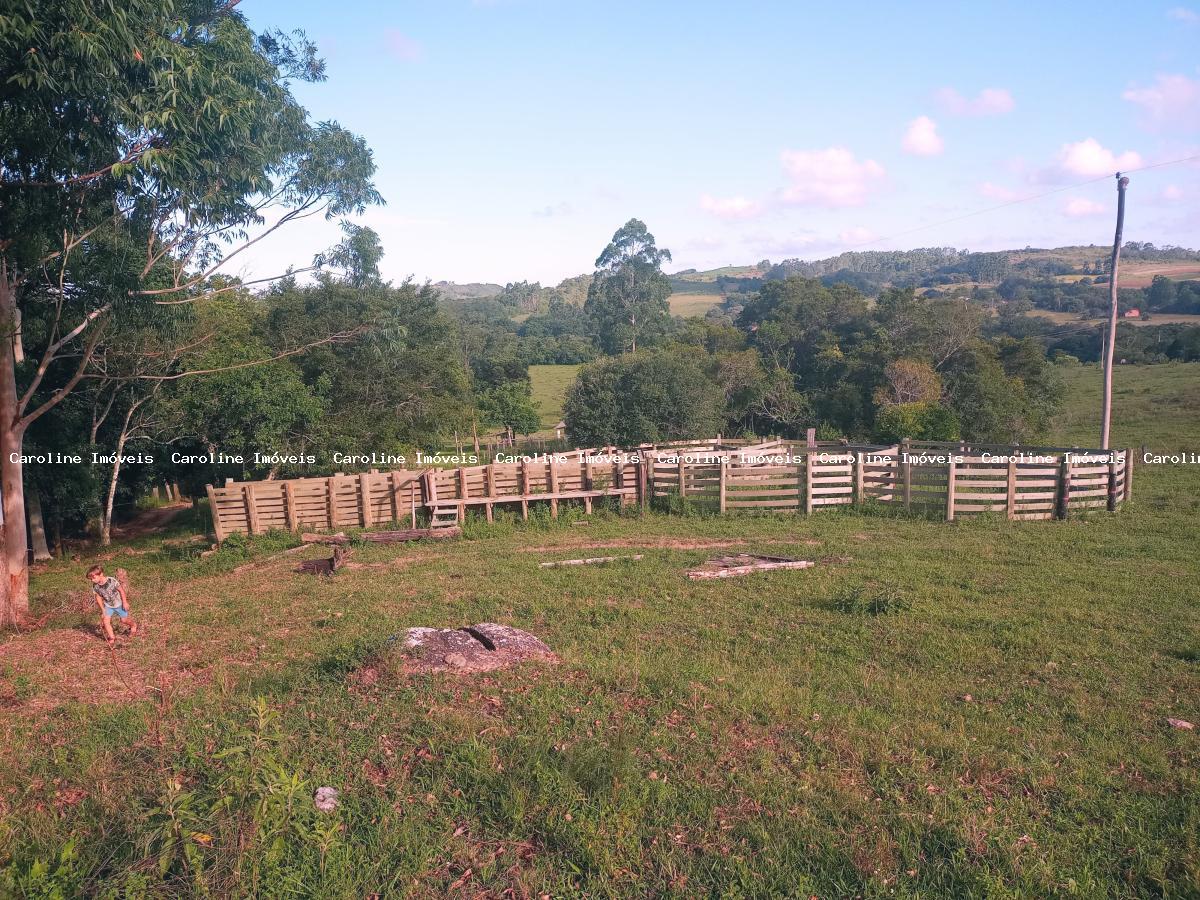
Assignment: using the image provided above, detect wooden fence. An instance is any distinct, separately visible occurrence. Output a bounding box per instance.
[206,438,1133,540]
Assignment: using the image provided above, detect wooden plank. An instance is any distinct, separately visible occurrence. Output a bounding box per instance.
[206,484,227,541]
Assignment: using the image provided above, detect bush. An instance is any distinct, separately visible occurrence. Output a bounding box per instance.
[873,402,959,443]
[563,348,726,446]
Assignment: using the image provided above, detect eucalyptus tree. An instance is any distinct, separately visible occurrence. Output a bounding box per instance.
[585,219,673,354]
[0,0,381,622]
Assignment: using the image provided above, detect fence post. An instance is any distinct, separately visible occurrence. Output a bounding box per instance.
[854,451,864,505]
[519,459,529,520]
[243,484,260,535]
[548,461,559,518]
[1125,448,1136,502]
[409,482,417,528]
[1056,455,1072,519]
[486,463,496,522]
[901,438,912,510]
[285,481,299,532]
[677,454,687,499]
[1006,457,1017,521]
[206,484,226,543]
[390,471,403,523]
[804,452,813,515]
[1107,454,1120,512]
[359,472,372,526]
[326,476,336,530]
[457,467,468,520]
[719,460,727,513]
[945,457,957,522]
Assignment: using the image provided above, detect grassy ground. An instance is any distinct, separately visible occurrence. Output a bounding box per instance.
[528,364,581,428]
[2,365,1198,897]
[1027,310,1200,327]
[668,292,724,317]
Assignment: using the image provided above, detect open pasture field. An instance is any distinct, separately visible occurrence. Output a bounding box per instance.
[1,365,1198,897]
[1027,309,1200,327]
[528,364,581,428]
[1119,261,1200,288]
[668,291,724,317]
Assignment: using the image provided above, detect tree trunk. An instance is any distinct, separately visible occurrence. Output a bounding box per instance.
[101,409,134,547]
[26,481,51,561]
[0,273,29,625]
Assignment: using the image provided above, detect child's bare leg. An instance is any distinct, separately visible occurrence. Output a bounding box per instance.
[128,618,138,637]
[100,614,115,644]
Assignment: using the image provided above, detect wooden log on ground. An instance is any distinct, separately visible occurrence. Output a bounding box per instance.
[361,526,461,543]
[302,531,349,545]
[687,554,814,580]
[538,554,644,568]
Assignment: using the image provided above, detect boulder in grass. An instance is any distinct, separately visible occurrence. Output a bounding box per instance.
[400,623,556,675]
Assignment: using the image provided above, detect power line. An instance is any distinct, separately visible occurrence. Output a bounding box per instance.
[843,154,1200,251]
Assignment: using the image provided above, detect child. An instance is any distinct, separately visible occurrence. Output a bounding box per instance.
[87,565,138,646]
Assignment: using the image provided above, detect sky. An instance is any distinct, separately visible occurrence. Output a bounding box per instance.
[236,0,1200,287]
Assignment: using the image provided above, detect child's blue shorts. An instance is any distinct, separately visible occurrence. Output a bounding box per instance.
[103,604,129,619]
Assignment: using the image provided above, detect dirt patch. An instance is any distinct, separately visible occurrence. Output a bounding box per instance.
[111,503,191,540]
[519,539,749,553]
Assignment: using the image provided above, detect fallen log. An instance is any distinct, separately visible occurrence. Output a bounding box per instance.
[687,554,813,580]
[539,554,644,568]
[302,532,349,545]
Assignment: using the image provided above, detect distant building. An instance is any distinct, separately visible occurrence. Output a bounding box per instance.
[1124,308,1140,318]
[554,420,566,440]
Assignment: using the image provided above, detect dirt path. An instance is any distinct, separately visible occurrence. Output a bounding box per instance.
[111,502,192,540]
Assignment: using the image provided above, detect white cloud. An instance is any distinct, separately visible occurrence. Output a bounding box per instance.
[778,147,885,207]
[699,193,763,219]
[1167,6,1198,22]
[384,29,424,62]
[936,87,1015,116]
[1161,184,1185,201]
[1122,74,1200,129]
[1063,197,1107,218]
[901,116,943,156]
[979,181,1021,201]
[1054,138,1143,178]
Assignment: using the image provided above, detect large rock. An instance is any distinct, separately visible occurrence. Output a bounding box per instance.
[400,623,556,675]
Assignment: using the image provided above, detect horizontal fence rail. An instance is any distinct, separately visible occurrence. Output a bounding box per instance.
[207,438,1133,540]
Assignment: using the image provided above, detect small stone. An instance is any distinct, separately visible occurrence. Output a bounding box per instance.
[1166,718,1194,730]
[314,786,339,812]
[960,694,974,702]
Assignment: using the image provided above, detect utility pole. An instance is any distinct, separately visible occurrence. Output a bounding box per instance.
[1100,173,1129,450]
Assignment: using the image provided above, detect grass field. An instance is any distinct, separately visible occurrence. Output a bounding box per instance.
[668,292,724,317]
[1027,309,1200,327]
[528,364,581,427]
[2,365,1198,896]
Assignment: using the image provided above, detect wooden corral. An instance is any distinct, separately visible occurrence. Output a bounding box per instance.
[206,437,1133,541]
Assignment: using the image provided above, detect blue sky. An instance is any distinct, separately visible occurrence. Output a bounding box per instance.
[238,0,1200,286]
